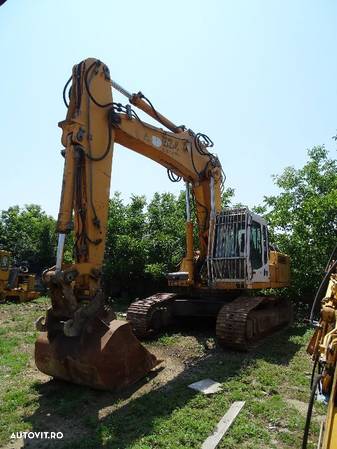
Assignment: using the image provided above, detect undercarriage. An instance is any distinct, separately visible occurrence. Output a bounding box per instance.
[127,292,293,350]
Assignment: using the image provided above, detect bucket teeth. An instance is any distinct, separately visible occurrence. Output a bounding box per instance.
[35,318,159,390]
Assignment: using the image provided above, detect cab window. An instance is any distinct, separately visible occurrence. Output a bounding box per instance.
[0,255,9,270]
[262,225,268,264]
[250,221,263,269]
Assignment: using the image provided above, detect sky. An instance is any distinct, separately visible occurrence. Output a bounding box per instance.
[0,0,336,218]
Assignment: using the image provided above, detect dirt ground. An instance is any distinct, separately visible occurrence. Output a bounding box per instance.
[3,343,200,449]
[1,300,218,449]
[0,299,321,449]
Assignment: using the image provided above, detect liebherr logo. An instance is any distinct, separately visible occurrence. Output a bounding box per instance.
[10,431,63,440]
[151,135,162,148]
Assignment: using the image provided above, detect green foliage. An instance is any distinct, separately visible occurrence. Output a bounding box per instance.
[104,193,148,292]
[0,205,56,273]
[222,186,235,208]
[260,146,337,300]
[146,191,186,276]
[103,191,186,296]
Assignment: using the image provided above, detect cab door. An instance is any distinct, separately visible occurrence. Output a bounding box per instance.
[247,213,269,283]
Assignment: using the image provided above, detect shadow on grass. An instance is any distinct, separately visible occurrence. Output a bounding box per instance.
[22,323,308,449]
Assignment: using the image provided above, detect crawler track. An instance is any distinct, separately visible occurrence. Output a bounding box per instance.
[128,293,293,349]
[127,293,177,337]
[216,296,293,350]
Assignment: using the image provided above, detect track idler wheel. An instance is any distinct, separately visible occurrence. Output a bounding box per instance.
[35,317,159,391]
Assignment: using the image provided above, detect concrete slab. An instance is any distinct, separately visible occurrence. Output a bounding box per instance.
[188,378,223,395]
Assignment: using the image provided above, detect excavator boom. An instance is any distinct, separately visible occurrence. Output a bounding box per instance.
[35,59,164,389]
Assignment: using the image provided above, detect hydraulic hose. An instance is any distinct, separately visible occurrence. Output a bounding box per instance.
[302,374,322,449]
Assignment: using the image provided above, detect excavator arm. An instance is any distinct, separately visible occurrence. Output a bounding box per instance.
[55,57,222,308]
[35,57,222,390]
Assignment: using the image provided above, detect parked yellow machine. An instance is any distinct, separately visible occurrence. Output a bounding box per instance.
[34,58,291,391]
[304,245,337,449]
[0,250,39,302]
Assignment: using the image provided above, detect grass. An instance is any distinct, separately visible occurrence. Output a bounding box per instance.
[0,297,323,449]
[154,333,183,346]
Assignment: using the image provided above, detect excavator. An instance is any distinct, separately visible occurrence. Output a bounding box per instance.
[0,250,39,302]
[35,57,292,391]
[304,245,337,449]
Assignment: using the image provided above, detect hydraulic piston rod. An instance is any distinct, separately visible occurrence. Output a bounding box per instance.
[55,234,65,271]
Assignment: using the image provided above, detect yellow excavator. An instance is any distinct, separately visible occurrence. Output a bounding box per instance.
[35,58,292,391]
[0,250,39,302]
[304,245,337,449]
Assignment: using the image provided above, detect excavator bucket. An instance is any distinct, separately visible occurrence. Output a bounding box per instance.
[35,318,159,390]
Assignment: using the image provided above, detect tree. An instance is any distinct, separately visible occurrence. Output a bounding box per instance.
[259,146,337,300]
[0,204,56,273]
[221,186,235,208]
[103,193,148,296]
[145,191,186,278]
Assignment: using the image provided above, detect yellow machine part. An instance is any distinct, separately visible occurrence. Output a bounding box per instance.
[320,366,337,449]
[306,259,337,449]
[0,250,10,284]
[192,250,290,291]
[0,250,39,302]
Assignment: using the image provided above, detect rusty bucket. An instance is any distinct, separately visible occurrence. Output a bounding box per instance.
[35,318,159,390]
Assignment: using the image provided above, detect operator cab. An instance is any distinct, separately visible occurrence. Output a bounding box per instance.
[209,207,270,286]
[0,251,10,271]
